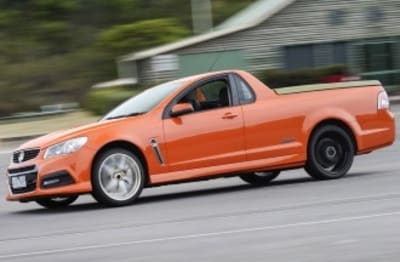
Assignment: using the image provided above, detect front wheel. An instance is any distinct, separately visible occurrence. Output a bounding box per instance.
[240,171,281,186]
[36,196,78,209]
[92,148,145,207]
[305,125,355,180]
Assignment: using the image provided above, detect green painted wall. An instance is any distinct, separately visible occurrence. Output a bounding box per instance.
[178,50,247,77]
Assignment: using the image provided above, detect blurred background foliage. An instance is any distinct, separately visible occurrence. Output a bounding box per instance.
[83,86,144,116]
[0,0,255,116]
[258,65,350,88]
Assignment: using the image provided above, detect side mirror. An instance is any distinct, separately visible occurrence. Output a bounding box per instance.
[171,103,194,117]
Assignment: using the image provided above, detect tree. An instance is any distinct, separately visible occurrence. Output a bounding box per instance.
[0,0,255,115]
[96,18,189,56]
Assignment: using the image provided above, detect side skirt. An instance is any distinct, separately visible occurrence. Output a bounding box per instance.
[148,154,305,186]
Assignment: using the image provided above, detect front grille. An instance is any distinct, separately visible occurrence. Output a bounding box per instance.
[8,165,38,194]
[13,148,40,164]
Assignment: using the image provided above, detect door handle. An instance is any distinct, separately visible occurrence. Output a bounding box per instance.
[222,112,238,119]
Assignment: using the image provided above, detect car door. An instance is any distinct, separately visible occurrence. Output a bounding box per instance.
[235,74,303,163]
[162,75,246,173]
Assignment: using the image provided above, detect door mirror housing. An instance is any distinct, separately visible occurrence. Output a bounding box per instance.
[171,103,194,117]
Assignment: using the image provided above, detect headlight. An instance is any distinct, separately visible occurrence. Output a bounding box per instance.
[44,137,88,159]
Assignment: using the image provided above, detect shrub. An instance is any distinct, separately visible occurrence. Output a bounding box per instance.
[83,86,143,116]
[257,65,350,88]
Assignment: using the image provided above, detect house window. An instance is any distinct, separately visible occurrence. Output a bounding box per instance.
[329,9,346,26]
[284,45,314,69]
[366,6,384,23]
[333,42,347,64]
[364,43,394,72]
[285,42,348,70]
[361,41,396,85]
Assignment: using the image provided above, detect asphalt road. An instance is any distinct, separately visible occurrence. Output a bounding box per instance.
[0,105,399,262]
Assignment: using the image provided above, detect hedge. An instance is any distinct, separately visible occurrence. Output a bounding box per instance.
[83,86,143,116]
[257,65,350,89]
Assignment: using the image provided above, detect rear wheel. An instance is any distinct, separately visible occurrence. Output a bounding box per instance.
[305,125,355,180]
[240,171,280,186]
[92,148,145,207]
[36,196,78,209]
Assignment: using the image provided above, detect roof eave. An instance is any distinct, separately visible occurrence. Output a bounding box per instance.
[119,26,248,62]
[119,0,297,63]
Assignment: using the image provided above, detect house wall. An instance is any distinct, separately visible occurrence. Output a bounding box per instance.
[138,0,400,83]
[394,37,400,70]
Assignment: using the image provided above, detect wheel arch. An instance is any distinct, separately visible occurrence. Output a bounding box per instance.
[91,140,149,185]
[307,118,358,153]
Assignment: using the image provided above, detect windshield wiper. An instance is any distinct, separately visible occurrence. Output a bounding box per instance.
[104,112,145,120]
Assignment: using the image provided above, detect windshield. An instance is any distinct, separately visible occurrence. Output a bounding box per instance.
[102,80,184,121]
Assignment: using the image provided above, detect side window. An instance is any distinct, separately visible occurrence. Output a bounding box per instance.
[236,76,255,104]
[201,80,224,99]
[178,79,232,112]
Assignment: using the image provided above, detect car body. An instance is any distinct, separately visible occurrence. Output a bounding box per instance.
[6,70,395,207]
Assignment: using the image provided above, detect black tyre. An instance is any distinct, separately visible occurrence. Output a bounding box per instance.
[305,125,355,180]
[36,196,78,209]
[92,148,145,207]
[240,171,281,186]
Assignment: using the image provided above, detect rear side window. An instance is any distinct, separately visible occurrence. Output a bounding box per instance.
[236,75,255,104]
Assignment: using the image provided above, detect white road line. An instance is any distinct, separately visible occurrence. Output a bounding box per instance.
[0,192,399,244]
[1,211,400,259]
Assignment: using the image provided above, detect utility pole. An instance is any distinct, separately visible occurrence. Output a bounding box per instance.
[191,0,213,35]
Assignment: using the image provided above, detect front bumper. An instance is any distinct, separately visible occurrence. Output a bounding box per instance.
[6,147,95,202]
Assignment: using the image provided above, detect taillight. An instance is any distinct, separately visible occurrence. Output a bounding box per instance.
[377,90,390,110]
